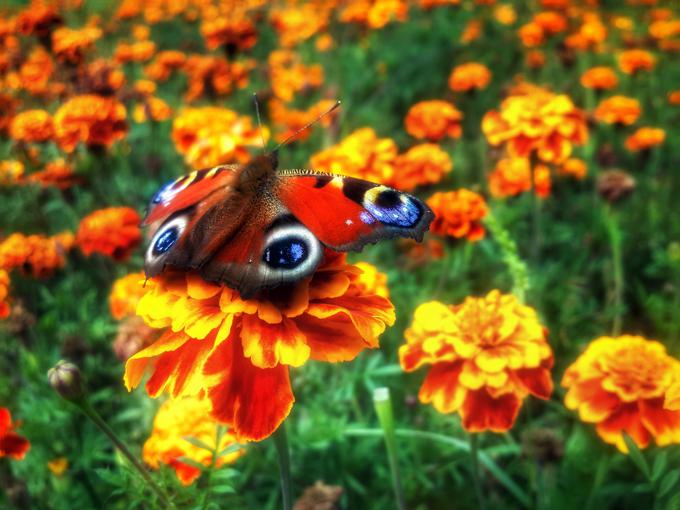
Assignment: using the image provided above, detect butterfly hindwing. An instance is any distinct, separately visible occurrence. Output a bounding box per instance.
[276,172,434,251]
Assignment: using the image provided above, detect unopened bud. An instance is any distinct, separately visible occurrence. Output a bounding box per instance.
[48,360,85,401]
[597,169,636,203]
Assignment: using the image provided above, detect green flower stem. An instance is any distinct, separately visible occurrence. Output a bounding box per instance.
[604,205,624,335]
[74,398,174,509]
[373,388,407,510]
[469,433,487,510]
[529,155,542,265]
[273,424,293,510]
[484,210,529,303]
[202,425,225,510]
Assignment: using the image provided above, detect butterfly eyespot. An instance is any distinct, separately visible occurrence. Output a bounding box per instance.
[260,220,322,281]
[263,237,308,269]
[363,186,423,228]
[153,227,178,255]
[145,214,189,277]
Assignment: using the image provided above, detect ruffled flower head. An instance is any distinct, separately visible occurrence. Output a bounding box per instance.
[9,109,54,143]
[594,96,641,126]
[404,100,462,142]
[0,407,30,460]
[426,190,488,241]
[126,252,395,441]
[76,207,141,261]
[400,291,553,432]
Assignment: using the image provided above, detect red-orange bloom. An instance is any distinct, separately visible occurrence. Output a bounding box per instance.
[144,50,187,81]
[16,1,61,38]
[0,408,30,460]
[482,86,588,163]
[624,127,666,152]
[110,272,147,320]
[404,100,463,141]
[76,207,141,261]
[448,62,492,92]
[400,292,553,432]
[52,26,102,64]
[268,50,324,102]
[125,253,395,442]
[17,47,54,96]
[24,159,78,189]
[580,67,619,90]
[269,98,338,144]
[489,158,551,198]
[53,95,128,152]
[9,109,54,143]
[557,158,587,180]
[426,190,488,241]
[200,16,257,52]
[563,335,680,452]
[182,55,253,102]
[594,96,641,126]
[392,144,452,191]
[0,232,73,277]
[339,0,408,29]
[114,40,156,64]
[617,49,657,75]
[0,270,10,319]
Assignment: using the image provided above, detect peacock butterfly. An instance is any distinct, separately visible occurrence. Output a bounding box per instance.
[143,107,434,298]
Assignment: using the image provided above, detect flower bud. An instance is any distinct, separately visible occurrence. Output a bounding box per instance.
[48,360,85,401]
[597,169,636,203]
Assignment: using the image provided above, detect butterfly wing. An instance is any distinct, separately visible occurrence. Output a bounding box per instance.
[275,171,434,251]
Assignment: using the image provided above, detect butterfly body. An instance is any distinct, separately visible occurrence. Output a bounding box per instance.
[144,152,433,298]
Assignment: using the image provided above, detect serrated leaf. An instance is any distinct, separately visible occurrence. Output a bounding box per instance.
[659,469,680,498]
[212,484,236,495]
[218,443,244,457]
[623,432,650,479]
[666,491,680,510]
[182,435,214,452]
[652,451,669,481]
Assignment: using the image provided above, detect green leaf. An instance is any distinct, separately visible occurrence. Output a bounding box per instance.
[182,435,214,452]
[652,451,669,481]
[623,432,650,479]
[659,469,680,499]
[665,491,680,510]
[218,443,245,457]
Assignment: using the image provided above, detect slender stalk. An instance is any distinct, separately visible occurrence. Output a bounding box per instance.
[604,206,624,335]
[202,425,225,510]
[273,424,293,510]
[484,211,529,303]
[469,433,487,510]
[529,154,542,265]
[373,388,407,510]
[76,399,174,509]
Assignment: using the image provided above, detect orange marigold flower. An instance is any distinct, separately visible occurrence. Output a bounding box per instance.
[47,457,68,476]
[53,95,128,152]
[0,270,10,319]
[392,144,452,191]
[460,19,482,43]
[400,238,445,267]
[557,158,587,180]
[0,160,24,185]
[448,62,492,92]
[419,0,461,9]
[269,50,324,102]
[426,190,488,241]
[617,49,657,75]
[144,50,186,81]
[269,98,338,144]
[624,127,666,152]
[182,55,253,102]
[493,4,517,25]
[17,47,54,96]
[519,22,545,47]
[114,40,156,64]
[16,1,61,38]
[580,66,619,90]
[171,107,264,168]
[25,159,77,189]
[0,408,30,460]
[78,59,126,96]
[533,11,567,34]
[76,207,141,261]
[354,262,390,299]
[404,100,462,142]
[562,335,680,452]
[9,109,53,143]
[565,14,607,51]
[594,95,641,126]
[310,127,397,185]
[125,253,395,441]
[400,292,553,433]
[110,272,146,320]
[200,16,257,52]
[525,50,546,69]
[0,232,72,277]
[670,91,680,105]
[649,19,680,40]
[482,87,588,163]
[52,26,102,64]
[339,0,408,29]
[489,158,551,198]
[133,97,172,123]
[143,397,244,485]
[271,3,330,48]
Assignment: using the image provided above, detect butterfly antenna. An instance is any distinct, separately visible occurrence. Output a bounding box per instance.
[252,92,267,150]
[273,100,341,152]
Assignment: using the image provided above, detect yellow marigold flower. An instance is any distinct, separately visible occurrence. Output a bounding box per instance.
[580,66,619,90]
[482,87,588,163]
[339,0,408,29]
[489,158,551,198]
[624,127,666,152]
[0,232,72,278]
[132,24,150,40]
[557,158,587,180]
[0,160,24,185]
[400,292,553,432]
[448,62,492,92]
[269,98,338,144]
[594,95,641,126]
[426,190,488,241]
[76,207,141,261]
[9,109,53,143]
[392,143,452,192]
[617,49,657,75]
[0,269,10,319]
[270,3,330,48]
[354,262,390,299]
[310,127,397,185]
[493,4,517,25]
[110,272,146,320]
[519,22,544,47]
[47,457,68,477]
[562,335,680,452]
[126,252,395,441]
[133,97,172,123]
[17,47,54,96]
[53,95,128,152]
[269,50,323,102]
[143,397,244,485]
[460,19,482,43]
[200,16,257,52]
[666,381,680,411]
[404,100,462,142]
[114,40,156,64]
[171,107,264,168]
[52,26,102,64]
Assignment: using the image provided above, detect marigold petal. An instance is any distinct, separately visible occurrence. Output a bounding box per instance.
[241,315,310,368]
[418,362,466,414]
[639,398,680,446]
[595,403,651,453]
[186,273,222,300]
[514,367,553,399]
[0,432,31,460]
[297,313,375,363]
[170,459,202,485]
[124,330,189,391]
[460,389,522,433]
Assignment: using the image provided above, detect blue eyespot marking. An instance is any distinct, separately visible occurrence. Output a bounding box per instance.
[263,237,308,269]
[153,227,178,255]
[151,179,177,205]
[363,189,422,228]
